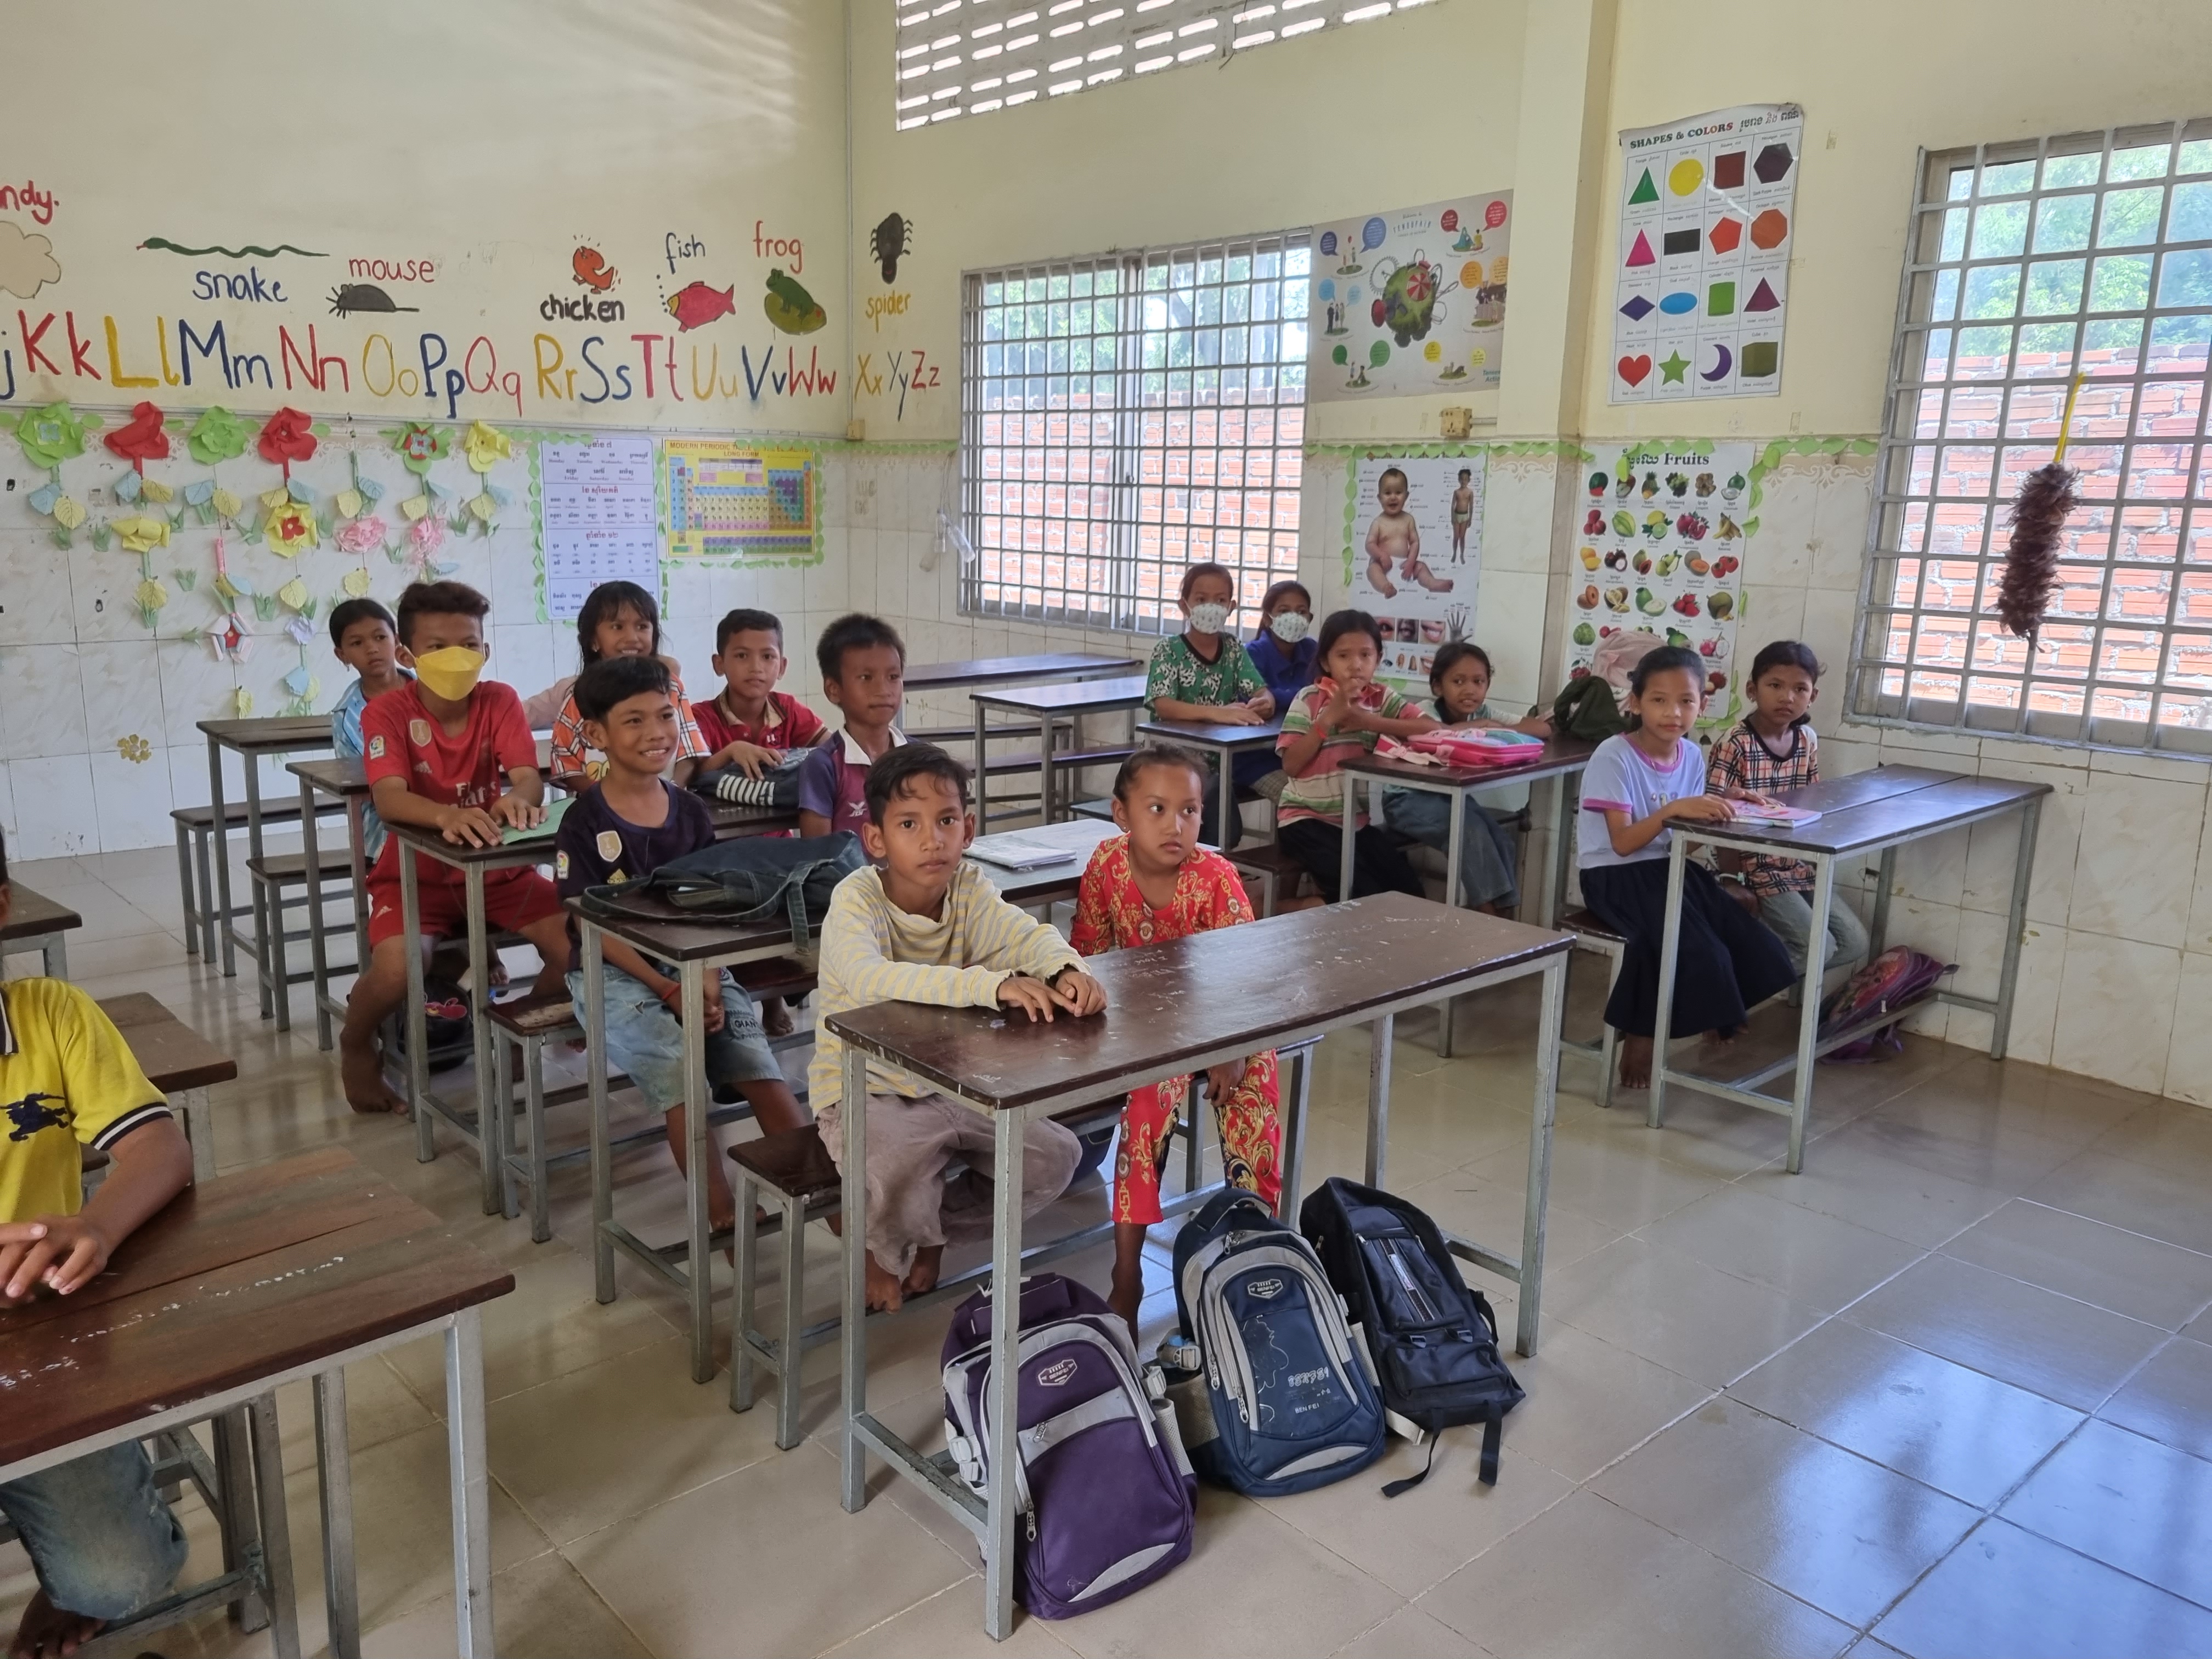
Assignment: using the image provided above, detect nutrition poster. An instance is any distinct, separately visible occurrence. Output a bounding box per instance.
[662,439,819,561]
[1342,450,1486,692]
[537,435,661,621]
[1611,103,1801,404]
[1564,442,1753,725]
[1310,192,1513,400]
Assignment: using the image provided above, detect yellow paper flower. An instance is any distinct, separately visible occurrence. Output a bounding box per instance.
[461,420,512,474]
[116,733,153,764]
[341,567,374,597]
[134,577,168,613]
[51,496,85,530]
[112,515,170,552]
[140,479,175,503]
[266,502,319,555]
[211,488,242,520]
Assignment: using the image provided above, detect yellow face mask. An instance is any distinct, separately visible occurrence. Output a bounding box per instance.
[411,646,485,702]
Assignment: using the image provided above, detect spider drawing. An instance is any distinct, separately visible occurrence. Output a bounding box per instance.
[870,211,913,284]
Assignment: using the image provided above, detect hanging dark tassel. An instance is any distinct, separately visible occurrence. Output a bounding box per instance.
[1996,373,2085,646]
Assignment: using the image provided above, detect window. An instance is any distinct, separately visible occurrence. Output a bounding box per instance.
[894,0,1440,130]
[1849,120,2212,756]
[961,232,1310,633]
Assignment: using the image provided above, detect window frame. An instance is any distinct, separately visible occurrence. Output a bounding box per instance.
[958,228,1312,635]
[1847,118,2212,759]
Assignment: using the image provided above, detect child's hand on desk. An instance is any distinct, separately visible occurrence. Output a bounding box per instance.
[0,1214,110,1301]
[998,975,1066,1022]
[434,804,505,847]
[1664,794,1737,825]
[1720,787,1777,808]
[658,980,726,1033]
[712,740,782,777]
[1048,967,1107,1017]
[489,794,545,832]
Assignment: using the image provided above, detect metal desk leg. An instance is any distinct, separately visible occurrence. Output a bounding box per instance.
[403,853,433,1161]
[1217,747,1236,855]
[247,1392,302,1659]
[1990,795,2042,1063]
[1517,954,1565,1357]
[313,1369,361,1659]
[839,1046,872,1514]
[1645,837,1691,1130]
[584,925,617,1305]
[174,1086,216,1182]
[40,935,65,980]
[247,753,274,1020]
[210,735,236,977]
[196,818,219,963]
[972,700,990,830]
[1339,770,1358,901]
[1277,1044,1313,1220]
[1785,855,1837,1174]
[300,777,329,1046]
[466,867,500,1216]
[1039,714,1060,825]
[1548,773,1578,929]
[682,960,714,1383]
[1869,845,1896,955]
[1365,1013,1394,1187]
[1436,787,1467,1059]
[212,1408,268,1632]
[177,817,200,958]
[445,1306,495,1659]
[983,1107,1025,1642]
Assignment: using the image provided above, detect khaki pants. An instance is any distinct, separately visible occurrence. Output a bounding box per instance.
[815,1092,1083,1278]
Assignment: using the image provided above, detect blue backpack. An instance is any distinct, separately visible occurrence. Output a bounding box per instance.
[1162,1189,1386,1496]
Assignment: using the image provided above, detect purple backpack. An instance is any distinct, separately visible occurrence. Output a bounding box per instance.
[1819,946,1955,1063]
[941,1274,1196,1620]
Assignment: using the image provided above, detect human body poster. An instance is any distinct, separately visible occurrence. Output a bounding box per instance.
[1343,450,1484,691]
[1612,104,1801,403]
[1310,193,1512,399]
[1564,442,1752,725]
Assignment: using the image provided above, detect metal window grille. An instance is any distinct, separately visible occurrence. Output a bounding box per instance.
[894,0,1441,130]
[960,232,1311,633]
[1848,118,2212,758]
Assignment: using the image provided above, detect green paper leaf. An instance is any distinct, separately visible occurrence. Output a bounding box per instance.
[90,525,111,552]
[50,529,72,549]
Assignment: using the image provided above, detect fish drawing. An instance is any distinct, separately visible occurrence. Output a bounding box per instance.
[664,280,735,331]
[328,283,417,317]
[762,268,827,335]
[572,246,616,292]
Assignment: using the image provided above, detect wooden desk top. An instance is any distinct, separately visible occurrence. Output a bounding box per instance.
[904,653,1142,692]
[971,675,1149,714]
[562,894,794,963]
[387,819,560,869]
[289,755,371,796]
[827,893,1572,1111]
[968,820,1121,900]
[0,1148,512,1466]
[0,885,81,942]
[196,715,335,753]
[97,992,237,1093]
[1694,773,2050,858]
[1136,715,1286,749]
[1338,736,1598,792]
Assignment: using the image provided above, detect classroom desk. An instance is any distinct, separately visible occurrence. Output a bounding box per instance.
[198,716,336,1005]
[1650,765,2050,1172]
[970,675,1149,825]
[0,883,81,979]
[98,991,233,1182]
[1136,714,1286,844]
[902,652,1142,693]
[290,757,375,1052]
[1336,737,1598,921]
[0,1148,514,1659]
[967,816,1122,910]
[827,893,1572,1639]
[567,897,812,1383]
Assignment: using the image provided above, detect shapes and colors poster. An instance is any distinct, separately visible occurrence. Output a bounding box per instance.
[1310,193,1512,400]
[1341,450,1485,693]
[1563,442,1753,726]
[1612,105,1801,404]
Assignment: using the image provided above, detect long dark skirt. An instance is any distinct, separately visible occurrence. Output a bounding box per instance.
[1579,858,1796,1039]
[1277,818,1426,904]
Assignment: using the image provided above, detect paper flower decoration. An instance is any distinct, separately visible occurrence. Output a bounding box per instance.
[335,514,387,555]
[50,496,85,531]
[284,615,317,647]
[341,567,374,597]
[101,401,171,473]
[394,422,450,475]
[466,492,498,526]
[277,575,312,613]
[460,421,512,473]
[266,501,319,554]
[112,515,170,552]
[114,471,143,505]
[409,514,447,559]
[211,487,242,520]
[257,407,318,476]
[116,734,153,765]
[134,578,168,617]
[186,406,251,466]
[15,403,92,470]
[398,494,430,522]
[334,488,363,520]
[235,687,255,717]
[141,479,174,503]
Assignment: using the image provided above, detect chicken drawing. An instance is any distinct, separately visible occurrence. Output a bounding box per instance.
[572,246,616,292]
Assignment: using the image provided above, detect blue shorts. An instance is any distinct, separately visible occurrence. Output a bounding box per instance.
[567,962,786,1113]
[0,1442,186,1621]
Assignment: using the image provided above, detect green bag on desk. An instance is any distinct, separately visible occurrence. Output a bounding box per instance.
[1551,676,1626,742]
[578,831,865,950]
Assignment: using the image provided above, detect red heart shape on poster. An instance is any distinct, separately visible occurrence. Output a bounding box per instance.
[1617,354,1652,386]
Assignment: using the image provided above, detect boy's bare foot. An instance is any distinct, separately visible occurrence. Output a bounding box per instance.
[904,1244,944,1298]
[1108,1265,1144,1338]
[341,1039,409,1114]
[1618,1034,1654,1091]
[864,1250,905,1312]
[12,1588,104,1659]
[1701,1025,1744,1056]
[761,995,794,1038]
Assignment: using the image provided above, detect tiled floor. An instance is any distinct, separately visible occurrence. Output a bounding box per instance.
[6,843,2212,1658]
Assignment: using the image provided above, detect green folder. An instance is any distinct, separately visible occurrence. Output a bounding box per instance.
[500,793,573,844]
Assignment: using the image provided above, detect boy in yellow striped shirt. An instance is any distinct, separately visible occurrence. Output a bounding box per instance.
[812,746,1107,1310]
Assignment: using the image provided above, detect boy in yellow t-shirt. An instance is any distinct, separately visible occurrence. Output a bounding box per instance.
[0,830,196,1659]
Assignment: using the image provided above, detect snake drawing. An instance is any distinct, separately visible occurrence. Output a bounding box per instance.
[139,237,328,258]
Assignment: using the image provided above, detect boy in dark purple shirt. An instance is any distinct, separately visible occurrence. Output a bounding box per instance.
[797,613,908,840]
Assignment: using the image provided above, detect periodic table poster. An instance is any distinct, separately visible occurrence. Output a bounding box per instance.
[662,439,819,561]
[1611,103,1802,404]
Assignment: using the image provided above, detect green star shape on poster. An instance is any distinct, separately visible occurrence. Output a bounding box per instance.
[1658,349,1690,384]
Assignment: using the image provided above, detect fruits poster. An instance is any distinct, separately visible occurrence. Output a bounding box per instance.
[1566,442,1752,725]
[1310,193,1512,401]
[1342,450,1485,693]
[1611,103,1801,404]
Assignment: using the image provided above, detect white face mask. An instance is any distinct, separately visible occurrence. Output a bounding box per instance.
[1186,601,1231,635]
[1268,610,1312,644]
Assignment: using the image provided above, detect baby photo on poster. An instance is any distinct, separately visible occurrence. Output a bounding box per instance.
[1345,452,1485,690]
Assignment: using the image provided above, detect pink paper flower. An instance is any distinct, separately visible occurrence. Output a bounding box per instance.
[336,514,388,555]
[409,514,447,558]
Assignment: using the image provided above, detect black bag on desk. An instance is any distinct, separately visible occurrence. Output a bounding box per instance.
[688,751,806,810]
[1300,1177,1523,1492]
[577,831,865,947]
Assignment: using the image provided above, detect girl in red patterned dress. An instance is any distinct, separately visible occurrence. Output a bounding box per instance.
[1073,744,1282,1331]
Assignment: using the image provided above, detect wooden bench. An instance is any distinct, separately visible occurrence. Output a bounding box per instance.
[1224,838,1310,917]
[1558,908,1626,1108]
[0,884,81,980]
[247,847,360,1035]
[98,992,233,1181]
